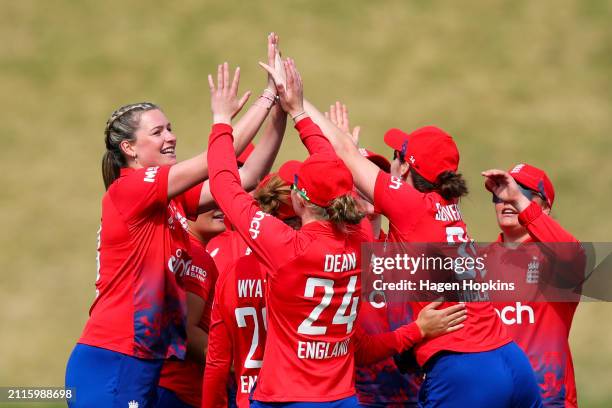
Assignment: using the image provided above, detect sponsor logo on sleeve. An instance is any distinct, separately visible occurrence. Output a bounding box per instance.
[249,211,267,239]
[143,166,160,183]
[389,176,402,190]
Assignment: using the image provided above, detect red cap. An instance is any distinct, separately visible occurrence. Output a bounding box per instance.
[294,153,353,207]
[358,148,390,173]
[278,160,302,185]
[237,143,255,166]
[508,163,555,207]
[384,126,459,183]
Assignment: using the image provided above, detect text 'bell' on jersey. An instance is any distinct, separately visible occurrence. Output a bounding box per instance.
[158,234,219,408]
[491,201,581,408]
[202,253,266,408]
[207,121,373,402]
[373,170,510,366]
[207,229,251,275]
[79,166,202,359]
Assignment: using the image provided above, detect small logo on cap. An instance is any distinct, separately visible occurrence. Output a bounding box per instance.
[409,155,415,164]
[510,164,525,174]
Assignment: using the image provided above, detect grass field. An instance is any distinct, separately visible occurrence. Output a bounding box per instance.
[1,0,611,406]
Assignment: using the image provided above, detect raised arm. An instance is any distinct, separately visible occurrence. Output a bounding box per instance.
[166,33,281,201]
[207,62,296,271]
[303,99,380,201]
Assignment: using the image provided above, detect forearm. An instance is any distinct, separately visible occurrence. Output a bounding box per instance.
[185,325,208,364]
[167,153,207,199]
[232,92,275,155]
[303,99,357,156]
[354,322,422,366]
[202,321,232,408]
[239,104,287,190]
[294,116,335,155]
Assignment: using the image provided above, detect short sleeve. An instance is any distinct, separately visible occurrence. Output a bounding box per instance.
[182,244,218,303]
[373,170,425,227]
[175,182,204,221]
[109,165,170,223]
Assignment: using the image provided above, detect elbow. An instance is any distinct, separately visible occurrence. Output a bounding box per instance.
[238,167,258,192]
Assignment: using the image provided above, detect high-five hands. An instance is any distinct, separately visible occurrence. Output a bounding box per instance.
[264,33,283,95]
[260,57,304,118]
[325,101,361,146]
[208,62,251,125]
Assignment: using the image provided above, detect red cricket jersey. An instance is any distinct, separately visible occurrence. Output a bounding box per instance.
[79,166,202,359]
[202,250,425,408]
[491,201,581,408]
[207,229,251,275]
[202,253,267,408]
[373,170,510,366]
[158,234,219,407]
[207,119,374,402]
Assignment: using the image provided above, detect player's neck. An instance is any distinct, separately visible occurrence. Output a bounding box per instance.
[187,227,211,246]
[501,226,530,244]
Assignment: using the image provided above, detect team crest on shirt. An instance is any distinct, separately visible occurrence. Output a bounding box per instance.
[526,256,540,284]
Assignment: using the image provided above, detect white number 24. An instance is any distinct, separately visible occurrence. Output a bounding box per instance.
[297,276,359,335]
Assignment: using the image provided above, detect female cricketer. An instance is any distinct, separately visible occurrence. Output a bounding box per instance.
[305,101,543,407]
[484,164,583,408]
[65,34,284,408]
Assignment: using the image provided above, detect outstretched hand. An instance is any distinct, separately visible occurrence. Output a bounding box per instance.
[259,57,303,117]
[481,169,531,211]
[324,101,361,146]
[208,62,251,125]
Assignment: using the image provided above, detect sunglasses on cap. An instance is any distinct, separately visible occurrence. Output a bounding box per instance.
[492,183,546,204]
[291,174,310,201]
[392,141,408,163]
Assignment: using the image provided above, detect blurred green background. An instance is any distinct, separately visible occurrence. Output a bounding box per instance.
[1,0,611,406]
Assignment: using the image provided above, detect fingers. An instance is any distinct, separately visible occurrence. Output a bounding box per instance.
[445,308,468,324]
[223,62,230,91]
[352,126,361,144]
[259,61,281,87]
[422,301,443,311]
[445,322,465,333]
[329,104,338,126]
[267,32,275,66]
[341,102,349,128]
[234,91,252,118]
[230,66,241,96]
[481,169,507,177]
[284,59,295,92]
[208,74,215,92]
[259,61,275,76]
[217,63,223,91]
[441,303,466,316]
[484,178,497,193]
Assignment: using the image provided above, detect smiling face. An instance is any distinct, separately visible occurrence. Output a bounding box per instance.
[122,109,177,168]
[495,194,550,240]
